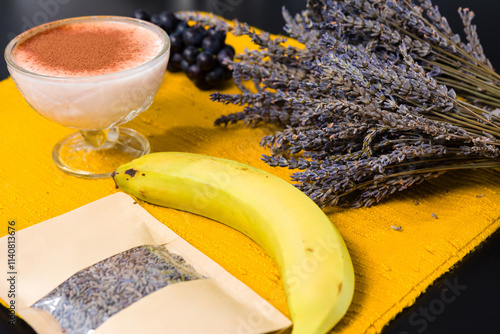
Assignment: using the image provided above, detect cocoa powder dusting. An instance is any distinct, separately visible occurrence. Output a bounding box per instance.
[18,23,143,74]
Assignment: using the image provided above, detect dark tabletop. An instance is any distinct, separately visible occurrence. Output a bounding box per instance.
[1,1,499,334]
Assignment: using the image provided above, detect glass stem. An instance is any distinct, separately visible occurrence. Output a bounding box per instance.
[80,127,119,148]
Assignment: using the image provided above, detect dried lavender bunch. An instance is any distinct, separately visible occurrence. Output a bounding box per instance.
[175,11,232,31]
[207,0,500,208]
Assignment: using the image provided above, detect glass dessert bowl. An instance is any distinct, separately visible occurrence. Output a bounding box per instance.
[5,16,170,178]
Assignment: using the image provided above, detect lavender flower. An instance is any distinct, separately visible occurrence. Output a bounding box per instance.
[199,1,500,207]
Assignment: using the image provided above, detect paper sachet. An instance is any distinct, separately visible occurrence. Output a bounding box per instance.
[0,193,292,334]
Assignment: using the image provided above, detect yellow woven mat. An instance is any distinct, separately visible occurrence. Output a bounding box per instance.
[1,28,500,334]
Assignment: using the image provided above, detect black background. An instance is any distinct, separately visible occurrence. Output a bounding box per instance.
[0,1,499,334]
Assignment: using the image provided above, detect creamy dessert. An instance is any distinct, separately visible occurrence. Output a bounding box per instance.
[12,21,163,77]
[6,16,170,130]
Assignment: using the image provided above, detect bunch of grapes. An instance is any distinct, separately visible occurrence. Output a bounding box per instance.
[133,10,235,90]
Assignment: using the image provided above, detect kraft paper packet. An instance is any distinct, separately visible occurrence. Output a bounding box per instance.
[0,192,292,334]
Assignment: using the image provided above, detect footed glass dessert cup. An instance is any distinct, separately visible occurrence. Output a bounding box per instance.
[5,16,170,178]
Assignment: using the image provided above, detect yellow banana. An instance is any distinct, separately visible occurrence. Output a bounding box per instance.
[112,152,354,334]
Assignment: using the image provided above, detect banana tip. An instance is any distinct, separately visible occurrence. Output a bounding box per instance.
[111,170,119,189]
[111,168,142,189]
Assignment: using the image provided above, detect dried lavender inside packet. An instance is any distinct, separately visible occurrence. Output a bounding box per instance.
[31,244,205,334]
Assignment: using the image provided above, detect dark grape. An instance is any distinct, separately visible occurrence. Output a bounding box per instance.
[150,13,161,26]
[187,64,204,81]
[223,67,233,80]
[138,9,235,87]
[157,11,180,33]
[180,59,190,73]
[133,9,151,22]
[175,21,189,34]
[222,44,235,57]
[194,78,211,90]
[169,32,184,53]
[207,29,226,43]
[183,25,205,46]
[196,51,216,72]
[182,45,200,64]
[216,46,235,66]
[205,67,224,85]
[201,36,223,54]
[167,62,180,72]
[170,52,184,70]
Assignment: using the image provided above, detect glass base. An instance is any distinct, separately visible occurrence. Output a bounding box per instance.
[52,127,150,178]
